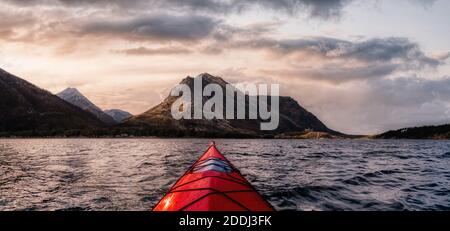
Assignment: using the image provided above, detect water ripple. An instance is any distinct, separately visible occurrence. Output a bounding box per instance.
[0,139,449,211]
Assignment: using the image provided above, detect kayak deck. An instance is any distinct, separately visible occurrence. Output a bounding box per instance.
[153,143,274,211]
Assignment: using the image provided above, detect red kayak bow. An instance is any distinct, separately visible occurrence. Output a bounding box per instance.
[153,142,274,211]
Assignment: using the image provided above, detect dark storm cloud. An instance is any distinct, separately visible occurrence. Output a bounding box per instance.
[116,46,191,56]
[80,14,220,42]
[239,37,443,67]
[251,0,352,19]
[246,36,448,83]
[262,63,400,84]
[3,0,354,19]
[334,38,441,67]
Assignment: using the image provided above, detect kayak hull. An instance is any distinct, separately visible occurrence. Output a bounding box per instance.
[153,143,274,211]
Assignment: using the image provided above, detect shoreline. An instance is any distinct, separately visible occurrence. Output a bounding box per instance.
[0,136,449,140]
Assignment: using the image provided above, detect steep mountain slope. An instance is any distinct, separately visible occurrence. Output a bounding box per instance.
[104,109,132,123]
[0,68,105,135]
[121,73,339,137]
[57,88,117,126]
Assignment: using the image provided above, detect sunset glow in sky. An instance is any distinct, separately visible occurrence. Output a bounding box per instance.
[1,0,449,134]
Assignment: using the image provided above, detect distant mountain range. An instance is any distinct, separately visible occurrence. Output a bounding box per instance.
[57,88,117,126]
[104,109,132,123]
[0,68,104,136]
[120,73,340,137]
[56,88,132,124]
[1,68,448,139]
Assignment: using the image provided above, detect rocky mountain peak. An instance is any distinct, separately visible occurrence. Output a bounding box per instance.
[0,68,105,135]
[123,73,339,137]
[57,87,117,126]
[179,73,229,88]
[60,87,81,95]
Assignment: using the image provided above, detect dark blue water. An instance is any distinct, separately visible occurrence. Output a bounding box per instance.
[0,139,449,211]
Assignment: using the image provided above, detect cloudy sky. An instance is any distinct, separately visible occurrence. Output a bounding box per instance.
[1,0,449,134]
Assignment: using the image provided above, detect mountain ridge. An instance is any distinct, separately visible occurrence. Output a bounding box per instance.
[3,68,447,139]
[121,73,340,137]
[104,109,133,123]
[57,88,117,126]
[0,68,105,136]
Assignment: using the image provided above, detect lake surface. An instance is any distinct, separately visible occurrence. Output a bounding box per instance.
[0,139,449,211]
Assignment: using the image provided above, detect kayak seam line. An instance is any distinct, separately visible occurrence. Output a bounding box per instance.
[151,145,215,211]
[170,175,252,191]
[224,172,253,184]
[170,188,254,193]
[179,191,252,212]
[153,144,274,211]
